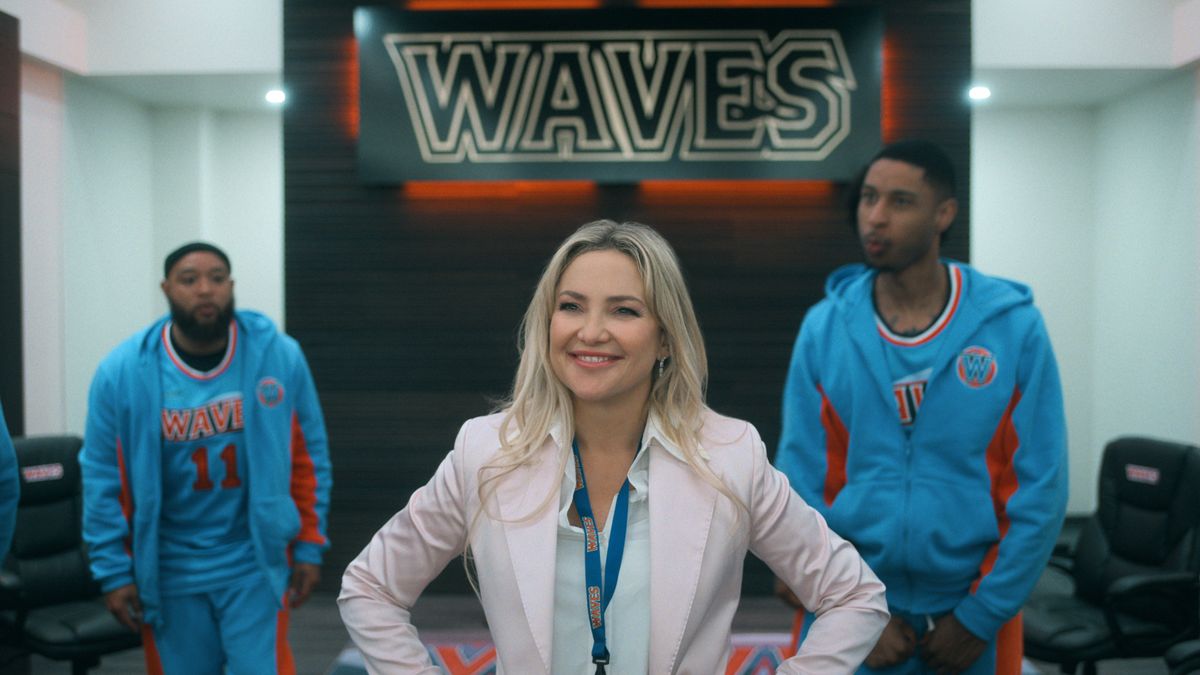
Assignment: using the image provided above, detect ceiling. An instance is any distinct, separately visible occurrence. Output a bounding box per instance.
[82,66,1180,116]
[969,68,1178,108]
[85,72,285,113]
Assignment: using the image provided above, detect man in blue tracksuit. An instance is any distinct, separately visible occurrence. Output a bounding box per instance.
[80,242,332,675]
[776,140,1068,674]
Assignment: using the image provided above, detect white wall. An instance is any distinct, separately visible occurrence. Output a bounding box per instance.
[973,0,1200,515]
[147,108,284,325]
[20,64,284,435]
[209,112,284,324]
[1090,71,1200,447]
[51,83,284,433]
[20,58,67,434]
[975,0,1175,68]
[61,75,157,433]
[151,109,215,249]
[150,107,284,323]
[972,70,1200,512]
[0,0,87,73]
[68,0,281,75]
[10,0,286,435]
[0,0,283,77]
[1175,0,1200,65]
[971,108,1099,513]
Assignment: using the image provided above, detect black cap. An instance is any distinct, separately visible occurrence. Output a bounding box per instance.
[164,242,231,278]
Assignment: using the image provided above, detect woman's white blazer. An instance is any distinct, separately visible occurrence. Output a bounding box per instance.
[340,410,888,674]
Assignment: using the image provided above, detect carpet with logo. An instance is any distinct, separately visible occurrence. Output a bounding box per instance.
[326,633,796,674]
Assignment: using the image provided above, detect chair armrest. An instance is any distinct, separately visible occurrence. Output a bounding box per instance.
[1102,572,1199,647]
[1046,555,1073,575]
[1166,639,1200,675]
[1053,524,1082,559]
[0,569,22,608]
[1045,514,1087,573]
[0,569,28,632]
[1107,571,1198,599]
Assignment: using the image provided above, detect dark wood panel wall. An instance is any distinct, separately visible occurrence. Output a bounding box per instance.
[283,0,971,594]
[0,11,22,436]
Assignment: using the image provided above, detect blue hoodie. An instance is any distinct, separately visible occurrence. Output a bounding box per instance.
[80,310,332,628]
[776,262,1067,642]
[0,404,17,561]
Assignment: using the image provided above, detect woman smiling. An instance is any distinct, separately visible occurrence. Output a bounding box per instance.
[339,220,887,674]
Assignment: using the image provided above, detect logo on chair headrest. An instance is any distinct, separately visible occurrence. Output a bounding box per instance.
[1125,463,1160,486]
[22,463,64,483]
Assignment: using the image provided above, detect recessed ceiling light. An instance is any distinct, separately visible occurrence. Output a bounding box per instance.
[968,85,992,101]
[266,89,286,104]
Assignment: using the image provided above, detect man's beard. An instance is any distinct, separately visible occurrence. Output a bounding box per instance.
[170,297,235,346]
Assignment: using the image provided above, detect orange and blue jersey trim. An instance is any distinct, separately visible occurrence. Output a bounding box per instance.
[140,590,296,675]
[115,436,135,556]
[290,413,326,546]
[276,593,296,675]
[115,436,133,523]
[161,321,238,380]
[876,264,963,347]
[980,386,1031,675]
[817,384,849,507]
[83,310,332,632]
[778,261,1066,642]
[142,624,165,675]
[973,386,1023,592]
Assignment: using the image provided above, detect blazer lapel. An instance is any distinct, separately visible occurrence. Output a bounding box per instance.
[494,438,564,674]
[648,445,717,674]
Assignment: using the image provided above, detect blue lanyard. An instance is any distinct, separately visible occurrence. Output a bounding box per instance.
[571,439,632,674]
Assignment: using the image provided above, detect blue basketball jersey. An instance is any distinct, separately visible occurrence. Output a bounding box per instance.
[876,264,963,428]
[158,323,258,594]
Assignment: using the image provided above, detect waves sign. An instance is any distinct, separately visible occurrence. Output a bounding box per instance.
[355,8,882,182]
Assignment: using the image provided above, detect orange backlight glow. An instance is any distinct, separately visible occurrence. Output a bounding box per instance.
[406,0,599,8]
[639,180,836,199]
[880,37,898,142]
[341,37,360,140]
[637,0,834,6]
[401,180,598,200]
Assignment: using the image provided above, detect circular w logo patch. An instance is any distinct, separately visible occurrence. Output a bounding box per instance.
[956,346,997,389]
[256,376,286,407]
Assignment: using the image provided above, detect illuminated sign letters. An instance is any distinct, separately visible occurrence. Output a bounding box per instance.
[357,9,882,182]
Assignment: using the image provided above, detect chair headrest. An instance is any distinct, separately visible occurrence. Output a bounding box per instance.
[1101,436,1200,511]
[13,435,83,505]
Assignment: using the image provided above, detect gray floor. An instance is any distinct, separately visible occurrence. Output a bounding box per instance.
[15,591,350,675]
[15,592,1168,674]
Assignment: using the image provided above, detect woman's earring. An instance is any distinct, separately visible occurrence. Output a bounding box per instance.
[656,357,666,378]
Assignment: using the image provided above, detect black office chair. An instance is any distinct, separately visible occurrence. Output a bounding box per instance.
[1167,639,1200,675]
[1023,436,1200,675]
[0,435,141,675]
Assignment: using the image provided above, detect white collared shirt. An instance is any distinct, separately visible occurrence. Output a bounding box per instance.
[550,425,660,674]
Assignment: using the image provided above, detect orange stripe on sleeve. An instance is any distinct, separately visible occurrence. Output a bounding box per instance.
[817,384,850,506]
[116,437,133,522]
[289,413,325,546]
[972,388,1023,592]
[115,437,135,555]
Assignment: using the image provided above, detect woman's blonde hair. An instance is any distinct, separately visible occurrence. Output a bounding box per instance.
[476,220,735,518]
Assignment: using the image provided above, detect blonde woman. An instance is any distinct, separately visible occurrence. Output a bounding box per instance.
[339,221,888,674]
